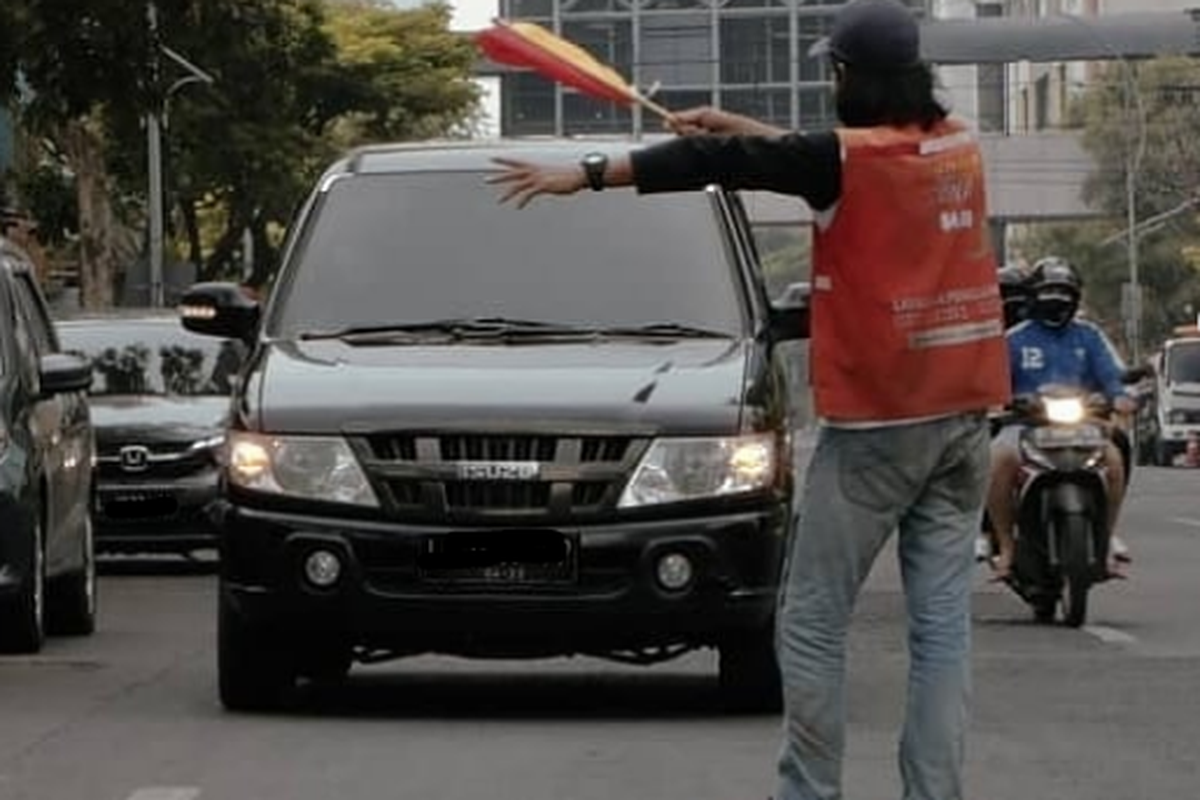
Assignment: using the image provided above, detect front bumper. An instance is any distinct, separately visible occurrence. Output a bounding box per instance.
[217,501,787,657]
[93,472,220,552]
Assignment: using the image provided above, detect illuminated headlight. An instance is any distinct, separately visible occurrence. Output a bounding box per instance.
[227,432,378,507]
[1044,397,1085,425]
[618,434,776,509]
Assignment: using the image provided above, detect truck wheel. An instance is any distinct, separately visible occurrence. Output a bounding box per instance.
[218,586,296,712]
[719,627,782,713]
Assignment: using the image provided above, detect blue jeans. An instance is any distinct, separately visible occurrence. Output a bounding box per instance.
[775,412,989,800]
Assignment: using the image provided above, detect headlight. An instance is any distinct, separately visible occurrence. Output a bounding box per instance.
[618,434,777,509]
[1169,410,1189,424]
[227,432,378,507]
[1043,397,1085,424]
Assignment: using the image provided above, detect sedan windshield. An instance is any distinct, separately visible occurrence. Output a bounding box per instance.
[58,319,247,397]
[269,171,747,339]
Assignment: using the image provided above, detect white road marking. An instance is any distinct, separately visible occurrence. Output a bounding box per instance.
[1084,625,1138,646]
[125,788,201,800]
[1170,516,1200,529]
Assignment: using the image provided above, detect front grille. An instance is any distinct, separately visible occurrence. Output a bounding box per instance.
[353,432,648,522]
[94,440,216,480]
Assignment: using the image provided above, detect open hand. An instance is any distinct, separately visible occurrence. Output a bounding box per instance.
[487,157,586,209]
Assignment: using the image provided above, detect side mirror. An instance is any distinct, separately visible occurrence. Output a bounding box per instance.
[768,281,811,342]
[178,282,260,345]
[39,353,92,397]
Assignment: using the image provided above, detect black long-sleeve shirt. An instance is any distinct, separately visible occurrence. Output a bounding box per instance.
[628,132,843,212]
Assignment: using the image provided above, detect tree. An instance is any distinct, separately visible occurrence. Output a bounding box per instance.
[5,0,483,305]
[1018,57,1200,353]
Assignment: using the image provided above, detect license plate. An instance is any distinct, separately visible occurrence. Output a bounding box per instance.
[1030,424,1108,449]
[99,491,179,520]
[417,530,577,585]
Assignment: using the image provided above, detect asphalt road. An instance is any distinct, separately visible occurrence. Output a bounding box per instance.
[1,466,1198,800]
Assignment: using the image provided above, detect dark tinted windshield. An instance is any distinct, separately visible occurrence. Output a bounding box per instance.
[1167,342,1200,383]
[58,319,247,397]
[270,171,746,338]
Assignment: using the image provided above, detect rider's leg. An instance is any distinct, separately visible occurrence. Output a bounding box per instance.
[1104,440,1131,573]
[985,429,1021,578]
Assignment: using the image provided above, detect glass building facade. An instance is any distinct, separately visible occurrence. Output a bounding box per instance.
[496,0,930,137]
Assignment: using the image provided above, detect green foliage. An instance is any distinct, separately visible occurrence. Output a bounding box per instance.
[1027,57,1200,353]
[6,0,484,292]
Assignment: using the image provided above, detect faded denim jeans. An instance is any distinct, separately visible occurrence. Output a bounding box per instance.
[775,412,989,800]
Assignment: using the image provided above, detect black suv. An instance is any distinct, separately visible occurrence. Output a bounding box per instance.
[179,140,810,712]
[0,238,97,653]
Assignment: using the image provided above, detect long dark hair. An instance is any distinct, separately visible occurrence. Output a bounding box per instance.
[835,62,949,131]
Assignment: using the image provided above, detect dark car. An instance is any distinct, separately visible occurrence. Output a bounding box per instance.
[0,237,97,654]
[179,139,811,712]
[56,313,244,555]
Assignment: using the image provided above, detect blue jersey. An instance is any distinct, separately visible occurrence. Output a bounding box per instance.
[1007,319,1130,400]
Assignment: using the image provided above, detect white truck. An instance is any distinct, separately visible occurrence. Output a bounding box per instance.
[1139,330,1200,466]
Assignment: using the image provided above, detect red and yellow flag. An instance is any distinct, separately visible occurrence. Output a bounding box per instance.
[474,19,674,120]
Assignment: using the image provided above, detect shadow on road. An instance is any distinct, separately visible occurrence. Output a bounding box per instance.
[265,668,772,722]
[98,552,219,577]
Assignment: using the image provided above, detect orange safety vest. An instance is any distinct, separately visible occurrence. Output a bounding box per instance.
[810,119,1011,422]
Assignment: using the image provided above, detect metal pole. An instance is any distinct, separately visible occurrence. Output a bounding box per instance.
[147,110,164,308]
[147,1,165,308]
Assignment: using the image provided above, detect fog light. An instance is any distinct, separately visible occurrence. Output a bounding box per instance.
[656,552,694,591]
[304,549,342,588]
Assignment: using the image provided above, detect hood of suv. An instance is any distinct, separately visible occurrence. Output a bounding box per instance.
[250,338,753,435]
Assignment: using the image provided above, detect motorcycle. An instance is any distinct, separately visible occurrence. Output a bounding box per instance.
[983,369,1148,627]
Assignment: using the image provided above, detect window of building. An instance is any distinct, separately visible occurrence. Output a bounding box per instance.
[563,92,633,134]
[720,87,792,128]
[796,13,834,84]
[719,14,791,87]
[638,13,713,88]
[798,87,836,129]
[503,0,554,17]
[503,72,556,136]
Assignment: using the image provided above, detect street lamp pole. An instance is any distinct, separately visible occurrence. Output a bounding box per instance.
[145,2,213,308]
[147,2,164,307]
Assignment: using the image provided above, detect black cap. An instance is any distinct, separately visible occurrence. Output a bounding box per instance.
[809,0,921,70]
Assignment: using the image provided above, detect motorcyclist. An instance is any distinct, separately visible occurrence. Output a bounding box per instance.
[998,263,1033,330]
[985,256,1136,580]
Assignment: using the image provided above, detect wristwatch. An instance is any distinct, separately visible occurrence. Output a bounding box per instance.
[581,152,608,191]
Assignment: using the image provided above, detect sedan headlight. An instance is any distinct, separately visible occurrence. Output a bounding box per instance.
[1043,397,1085,425]
[227,432,378,507]
[618,434,777,509]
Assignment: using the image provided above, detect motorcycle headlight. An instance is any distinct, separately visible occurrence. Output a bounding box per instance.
[227,432,378,507]
[1044,397,1085,424]
[618,434,777,509]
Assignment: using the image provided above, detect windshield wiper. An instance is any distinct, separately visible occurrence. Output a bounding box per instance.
[296,317,591,342]
[591,322,734,339]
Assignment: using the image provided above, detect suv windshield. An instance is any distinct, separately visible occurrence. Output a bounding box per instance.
[1168,342,1200,384]
[59,319,246,397]
[270,171,746,339]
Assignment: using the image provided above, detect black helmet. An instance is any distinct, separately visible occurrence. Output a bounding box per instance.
[807,0,921,70]
[997,264,1032,329]
[1029,256,1082,329]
